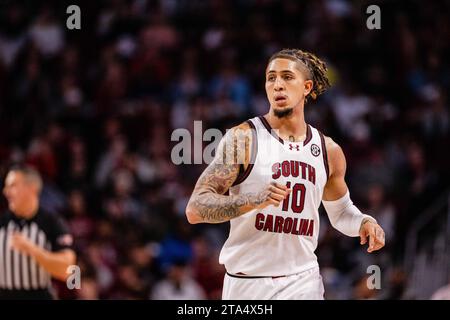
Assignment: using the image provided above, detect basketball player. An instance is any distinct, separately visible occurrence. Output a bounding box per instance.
[185,49,385,300]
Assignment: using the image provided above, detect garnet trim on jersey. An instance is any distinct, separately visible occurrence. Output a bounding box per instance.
[259,116,284,144]
[258,116,312,146]
[232,120,258,186]
[226,272,287,279]
[318,130,329,179]
[304,124,312,146]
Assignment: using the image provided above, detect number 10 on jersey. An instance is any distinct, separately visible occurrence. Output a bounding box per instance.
[281,182,306,214]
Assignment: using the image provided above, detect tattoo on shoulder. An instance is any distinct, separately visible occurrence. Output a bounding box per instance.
[189,127,263,223]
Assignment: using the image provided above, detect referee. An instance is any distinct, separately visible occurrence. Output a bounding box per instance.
[0,166,76,299]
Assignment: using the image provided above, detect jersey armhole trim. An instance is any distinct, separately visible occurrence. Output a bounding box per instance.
[303,124,312,146]
[232,120,258,187]
[258,116,284,145]
[318,130,330,180]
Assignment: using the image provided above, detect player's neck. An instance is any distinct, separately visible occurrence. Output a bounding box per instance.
[266,107,307,142]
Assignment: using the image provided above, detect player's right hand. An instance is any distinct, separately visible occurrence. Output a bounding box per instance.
[254,182,291,210]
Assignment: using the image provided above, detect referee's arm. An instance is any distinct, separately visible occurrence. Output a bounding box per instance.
[11,232,76,281]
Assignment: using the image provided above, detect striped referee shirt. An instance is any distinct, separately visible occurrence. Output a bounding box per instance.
[0,208,73,299]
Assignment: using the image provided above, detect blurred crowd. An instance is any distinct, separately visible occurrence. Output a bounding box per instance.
[0,0,449,299]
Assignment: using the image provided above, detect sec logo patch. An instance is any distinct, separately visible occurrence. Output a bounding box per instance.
[311,144,320,157]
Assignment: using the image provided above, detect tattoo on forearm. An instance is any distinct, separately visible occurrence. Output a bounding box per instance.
[193,190,269,223]
[193,185,269,223]
[193,193,247,223]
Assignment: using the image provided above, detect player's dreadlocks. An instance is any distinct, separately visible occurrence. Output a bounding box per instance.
[268,49,331,101]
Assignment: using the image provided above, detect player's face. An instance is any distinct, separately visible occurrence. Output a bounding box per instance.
[265,58,313,116]
[2,172,34,214]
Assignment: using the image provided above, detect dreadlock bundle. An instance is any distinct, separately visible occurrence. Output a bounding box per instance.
[269,49,331,100]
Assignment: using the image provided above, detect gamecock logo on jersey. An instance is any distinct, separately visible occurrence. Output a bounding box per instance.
[311,144,320,157]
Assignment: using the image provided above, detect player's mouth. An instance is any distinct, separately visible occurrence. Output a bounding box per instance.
[274,95,288,106]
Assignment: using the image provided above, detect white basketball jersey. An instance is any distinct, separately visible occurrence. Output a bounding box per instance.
[219,116,329,277]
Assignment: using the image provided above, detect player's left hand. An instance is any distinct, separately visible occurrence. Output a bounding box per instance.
[10,232,34,255]
[359,219,385,253]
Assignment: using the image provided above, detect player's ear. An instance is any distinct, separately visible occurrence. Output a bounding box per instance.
[304,80,313,97]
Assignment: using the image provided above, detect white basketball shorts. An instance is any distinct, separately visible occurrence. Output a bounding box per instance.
[222,266,324,300]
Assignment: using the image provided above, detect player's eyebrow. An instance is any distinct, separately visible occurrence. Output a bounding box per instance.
[266,70,296,75]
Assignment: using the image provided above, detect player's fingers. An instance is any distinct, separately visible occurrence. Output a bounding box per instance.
[268,192,285,202]
[268,195,284,205]
[368,228,387,253]
[372,242,384,252]
[269,185,285,195]
[269,185,291,197]
[271,182,289,191]
[371,239,384,252]
[368,228,376,252]
[376,228,385,241]
[374,229,385,249]
[266,197,281,207]
[273,182,288,189]
[360,230,367,245]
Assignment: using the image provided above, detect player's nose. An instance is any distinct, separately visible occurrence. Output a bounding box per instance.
[274,77,285,91]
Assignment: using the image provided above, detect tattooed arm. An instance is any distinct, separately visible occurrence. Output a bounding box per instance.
[186,123,290,224]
